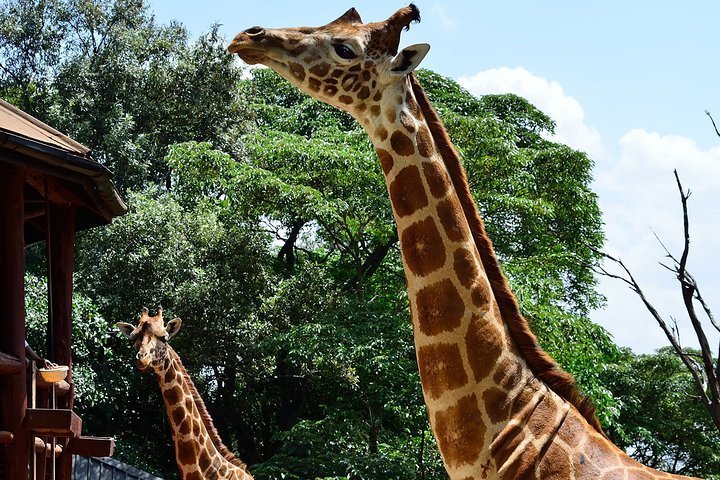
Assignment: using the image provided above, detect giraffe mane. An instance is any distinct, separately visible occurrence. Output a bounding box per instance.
[408,74,605,435]
[167,347,250,471]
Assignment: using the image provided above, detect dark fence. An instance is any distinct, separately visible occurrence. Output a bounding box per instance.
[73,456,163,480]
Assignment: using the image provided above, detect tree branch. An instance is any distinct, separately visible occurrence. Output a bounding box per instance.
[706,110,720,138]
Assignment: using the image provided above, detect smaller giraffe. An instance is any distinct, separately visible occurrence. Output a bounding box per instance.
[117,308,253,480]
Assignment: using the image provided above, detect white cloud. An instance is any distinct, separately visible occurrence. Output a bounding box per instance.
[458,67,603,159]
[456,67,720,354]
[592,130,720,353]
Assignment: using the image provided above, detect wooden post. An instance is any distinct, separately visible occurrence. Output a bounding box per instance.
[47,204,76,409]
[47,203,76,480]
[0,163,28,480]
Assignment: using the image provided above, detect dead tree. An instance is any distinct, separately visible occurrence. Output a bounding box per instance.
[592,170,720,432]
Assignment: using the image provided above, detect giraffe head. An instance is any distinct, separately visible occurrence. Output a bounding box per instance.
[228,4,429,117]
[117,307,182,371]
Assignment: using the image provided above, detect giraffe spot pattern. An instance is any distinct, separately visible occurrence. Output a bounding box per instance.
[417,343,469,400]
[308,77,321,92]
[370,105,381,117]
[401,216,446,277]
[493,357,523,391]
[482,387,509,424]
[453,246,480,288]
[356,103,367,113]
[385,106,396,123]
[390,130,415,156]
[164,385,182,405]
[471,281,492,309]
[309,62,330,77]
[358,86,371,100]
[433,393,486,468]
[388,165,428,217]
[171,406,185,425]
[324,85,338,96]
[199,449,212,471]
[376,125,389,141]
[416,125,434,158]
[289,62,306,81]
[415,278,465,336]
[406,93,423,120]
[400,110,416,133]
[437,198,471,242]
[373,90,383,102]
[465,315,504,381]
[497,441,537,480]
[537,442,572,480]
[526,394,559,437]
[185,471,202,480]
[376,148,394,174]
[423,162,450,198]
[179,417,191,435]
[331,69,343,78]
[342,74,359,91]
[177,438,197,465]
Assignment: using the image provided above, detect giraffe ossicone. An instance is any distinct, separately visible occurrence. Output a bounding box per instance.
[117,309,253,480]
[229,5,699,479]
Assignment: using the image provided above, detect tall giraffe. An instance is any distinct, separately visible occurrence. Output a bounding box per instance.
[228,6,699,480]
[117,309,253,480]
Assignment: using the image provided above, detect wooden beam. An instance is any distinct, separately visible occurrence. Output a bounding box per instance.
[68,436,115,457]
[0,162,29,480]
[47,203,76,409]
[24,408,82,437]
[0,351,22,375]
[0,430,14,445]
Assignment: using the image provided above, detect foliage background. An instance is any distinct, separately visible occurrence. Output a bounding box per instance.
[2,0,718,478]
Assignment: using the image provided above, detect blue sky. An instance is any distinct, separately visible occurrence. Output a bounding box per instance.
[148,1,720,354]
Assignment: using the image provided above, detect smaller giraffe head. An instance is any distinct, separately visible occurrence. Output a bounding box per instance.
[228,4,429,117]
[117,307,182,371]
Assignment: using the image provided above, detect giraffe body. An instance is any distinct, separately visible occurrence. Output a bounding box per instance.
[118,310,253,480]
[229,6,700,480]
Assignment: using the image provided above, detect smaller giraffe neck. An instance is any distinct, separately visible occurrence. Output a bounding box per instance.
[156,347,250,479]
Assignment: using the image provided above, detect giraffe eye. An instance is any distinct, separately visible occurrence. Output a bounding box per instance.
[333,43,357,60]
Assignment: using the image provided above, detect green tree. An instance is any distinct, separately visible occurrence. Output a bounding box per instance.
[604,348,720,479]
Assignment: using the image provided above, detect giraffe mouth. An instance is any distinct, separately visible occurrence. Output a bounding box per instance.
[227,42,267,65]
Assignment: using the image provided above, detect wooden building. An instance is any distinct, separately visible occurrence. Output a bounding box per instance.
[0,99,127,480]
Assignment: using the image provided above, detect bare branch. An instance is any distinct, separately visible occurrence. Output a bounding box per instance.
[706,110,720,138]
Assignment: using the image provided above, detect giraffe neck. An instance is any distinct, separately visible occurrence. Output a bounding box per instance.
[156,347,251,480]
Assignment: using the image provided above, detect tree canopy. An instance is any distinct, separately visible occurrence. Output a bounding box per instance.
[3,0,719,478]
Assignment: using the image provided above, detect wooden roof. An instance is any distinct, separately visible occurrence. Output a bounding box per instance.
[0,99,127,240]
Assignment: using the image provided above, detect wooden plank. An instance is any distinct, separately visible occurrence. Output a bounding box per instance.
[68,436,115,457]
[24,408,82,437]
[0,351,22,375]
[0,162,29,480]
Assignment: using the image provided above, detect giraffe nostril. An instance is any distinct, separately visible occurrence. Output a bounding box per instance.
[244,26,265,37]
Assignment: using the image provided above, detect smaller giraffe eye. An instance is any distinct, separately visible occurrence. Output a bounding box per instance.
[333,43,357,60]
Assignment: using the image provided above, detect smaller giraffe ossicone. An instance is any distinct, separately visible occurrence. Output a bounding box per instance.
[117,308,253,480]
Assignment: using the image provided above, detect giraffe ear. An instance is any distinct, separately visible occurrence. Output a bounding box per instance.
[165,318,182,339]
[116,322,136,338]
[390,43,430,76]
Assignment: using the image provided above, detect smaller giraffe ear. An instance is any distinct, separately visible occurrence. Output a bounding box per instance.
[165,318,182,340]
[390,43,430,76]
[116,322,136,338]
